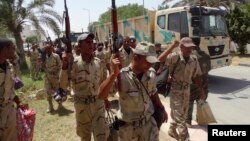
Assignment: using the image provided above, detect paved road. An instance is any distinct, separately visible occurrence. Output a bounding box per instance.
[109,65,250,141]
[159,65,250,140]
[207,65,250,124]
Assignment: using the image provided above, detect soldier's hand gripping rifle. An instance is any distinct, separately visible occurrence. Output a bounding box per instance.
[111,0,122,91]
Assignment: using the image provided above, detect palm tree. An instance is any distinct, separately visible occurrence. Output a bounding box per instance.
[0,0,62,70]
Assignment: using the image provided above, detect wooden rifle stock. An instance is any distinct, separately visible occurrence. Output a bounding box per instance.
[64,0,72,53]
[111,0,121,91]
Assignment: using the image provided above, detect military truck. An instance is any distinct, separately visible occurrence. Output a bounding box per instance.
[93,6,231,69]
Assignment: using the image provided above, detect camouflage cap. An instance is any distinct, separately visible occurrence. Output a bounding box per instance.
[132,42,159,63]
[77,33,95,43]
[180,37,196,48]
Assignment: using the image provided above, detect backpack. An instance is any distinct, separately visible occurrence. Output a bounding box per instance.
[156,67,169,96]
[156,56,180,97]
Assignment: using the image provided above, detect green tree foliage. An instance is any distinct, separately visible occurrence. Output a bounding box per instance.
[226,4,250,54]
[158,3,169,10]
[162,0,248,9]
[99,3,147,23]
[0,0,62,71]
[88,21,99,33]
[0,24,8,37]
[26,36,38,44]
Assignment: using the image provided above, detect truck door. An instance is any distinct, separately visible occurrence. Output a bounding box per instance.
[167,11,189,39]
[155,10,189,48]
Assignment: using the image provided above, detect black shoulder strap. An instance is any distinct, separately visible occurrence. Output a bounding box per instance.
[170,56,180,77]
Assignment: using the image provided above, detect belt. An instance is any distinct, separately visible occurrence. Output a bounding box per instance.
[74,96,97,104]
[171,83,189,90]
[131,117,147,128]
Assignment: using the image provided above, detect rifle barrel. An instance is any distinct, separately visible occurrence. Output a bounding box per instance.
[64,0,72,53]
[111,0,119,53]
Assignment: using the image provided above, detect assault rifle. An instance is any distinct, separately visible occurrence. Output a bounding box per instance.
[111,0,121,92]
[64,0,72,53]
[111,0,119,54]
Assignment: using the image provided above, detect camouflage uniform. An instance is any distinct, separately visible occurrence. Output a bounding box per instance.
[103,47,111,72]
[60,56,108,141]
[165,51,202,141]
[118,66,159,141]
[11,52,21,78]
[44,53,61,110]
[95,50,107,83]
[0,62,18,141]
[29,49,41,80]
[119,47,133,67]
[186,49,210,124]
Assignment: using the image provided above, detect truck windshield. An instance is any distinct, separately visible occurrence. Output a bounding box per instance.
[200,15,228,36]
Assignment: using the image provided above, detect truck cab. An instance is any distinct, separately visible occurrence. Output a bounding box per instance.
[155,6,231,69]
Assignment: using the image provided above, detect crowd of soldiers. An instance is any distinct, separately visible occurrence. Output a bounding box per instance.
[0,32,210,141]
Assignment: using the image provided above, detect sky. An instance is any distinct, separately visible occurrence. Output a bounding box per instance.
[37,0,178,39]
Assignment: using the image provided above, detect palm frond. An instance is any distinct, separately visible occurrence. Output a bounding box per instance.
[39,8,62,23]
[26,0,55,11]
[41,16,61,36]
[171,1,190,7]
[29,13,46,37]
[162,0,175,5]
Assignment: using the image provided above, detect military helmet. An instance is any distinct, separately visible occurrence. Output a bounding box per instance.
[53,88,67,104]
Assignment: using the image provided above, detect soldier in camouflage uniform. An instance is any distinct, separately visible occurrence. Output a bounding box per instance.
[119,36,133,67]
[0,38,22,141]
[99,42,168,141]
[28,44,41,80]
[60,33,108,141]
[158,37,206,141]
[44,43,62,113]
[103,40,111,73]
[186,43,211,127]
[95,43,107,83]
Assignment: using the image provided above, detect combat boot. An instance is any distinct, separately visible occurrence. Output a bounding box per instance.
[168,126,179,141]
[47,100,54,113]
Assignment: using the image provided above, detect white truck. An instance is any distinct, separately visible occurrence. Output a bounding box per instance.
[93,6,231,69]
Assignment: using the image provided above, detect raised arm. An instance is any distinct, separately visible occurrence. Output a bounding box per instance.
[98,56,120,100]
[158,40,179,63]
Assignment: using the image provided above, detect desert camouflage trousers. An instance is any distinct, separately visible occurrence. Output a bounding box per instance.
[0,102,17,141]
[44,75,59,101]
[169,89,190,141]
[118,117,159,141]
[30,62,40,80]
[74,99,108,141]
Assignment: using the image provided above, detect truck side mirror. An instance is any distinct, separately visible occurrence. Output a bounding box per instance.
[191,17,200,27]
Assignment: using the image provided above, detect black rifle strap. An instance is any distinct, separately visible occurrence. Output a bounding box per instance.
[170,56,180,78]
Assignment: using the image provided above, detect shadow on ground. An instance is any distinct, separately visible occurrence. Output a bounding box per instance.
[56,105,74,116]
[208,75,250,95]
